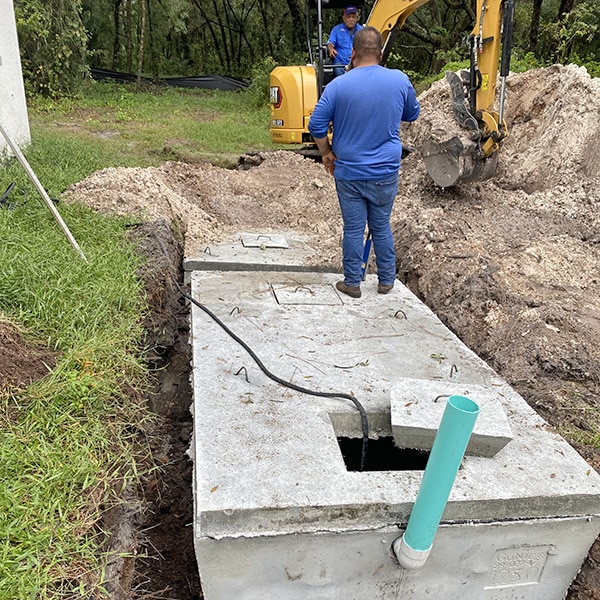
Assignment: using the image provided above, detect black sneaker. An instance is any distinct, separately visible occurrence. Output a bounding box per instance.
[336,281,361,298]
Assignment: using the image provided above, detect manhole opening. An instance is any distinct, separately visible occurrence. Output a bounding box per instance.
[337,436,430,472]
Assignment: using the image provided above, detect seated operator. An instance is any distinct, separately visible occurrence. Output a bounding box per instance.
[327,5,363,78]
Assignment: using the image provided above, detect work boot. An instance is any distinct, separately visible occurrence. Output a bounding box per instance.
[336,281,361,298]
[378,282,394,294]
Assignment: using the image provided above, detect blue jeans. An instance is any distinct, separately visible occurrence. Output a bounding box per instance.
[335,175,399,287]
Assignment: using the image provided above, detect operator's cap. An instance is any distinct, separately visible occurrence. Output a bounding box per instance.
[344,5,358,15]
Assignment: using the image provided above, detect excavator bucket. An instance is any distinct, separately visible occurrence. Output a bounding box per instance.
[422,136,499,188]
[422,71,500,188]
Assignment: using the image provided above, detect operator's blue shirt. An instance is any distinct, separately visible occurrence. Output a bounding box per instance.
[308,64,420,180]
[327,22,363,66]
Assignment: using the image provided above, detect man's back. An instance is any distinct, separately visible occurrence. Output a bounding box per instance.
[307,26,421,296]
[309,64,420,180]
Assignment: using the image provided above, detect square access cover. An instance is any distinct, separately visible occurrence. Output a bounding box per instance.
[391,379,513,457]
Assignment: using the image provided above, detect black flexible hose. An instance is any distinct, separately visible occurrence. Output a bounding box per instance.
[174,278,369,471]
[0,182,15,205]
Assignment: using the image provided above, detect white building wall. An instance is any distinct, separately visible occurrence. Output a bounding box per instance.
[0,0,31,154]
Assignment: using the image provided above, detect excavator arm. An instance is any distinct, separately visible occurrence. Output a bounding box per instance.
[269,0,515,186]
[366,0,431,62]
[422,0,515,185]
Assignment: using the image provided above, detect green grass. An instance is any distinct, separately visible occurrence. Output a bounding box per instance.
[0,197,150,598]
[0,79,282,598]
[27,80,274,172]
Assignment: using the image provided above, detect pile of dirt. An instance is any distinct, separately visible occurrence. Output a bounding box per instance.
[4,63,599,597]
[397,64,600,442]
[409,64,600,191]
[66,153,344,265]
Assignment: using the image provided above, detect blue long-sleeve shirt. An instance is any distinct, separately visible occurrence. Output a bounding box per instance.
[308,65,420,180]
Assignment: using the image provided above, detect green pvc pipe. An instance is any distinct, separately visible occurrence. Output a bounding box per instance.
[394,395,479,569]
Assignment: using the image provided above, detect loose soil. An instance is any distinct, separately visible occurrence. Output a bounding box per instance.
[2,64,599,598]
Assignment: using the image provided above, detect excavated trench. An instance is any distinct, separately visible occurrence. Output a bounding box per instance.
[96,220,201,599]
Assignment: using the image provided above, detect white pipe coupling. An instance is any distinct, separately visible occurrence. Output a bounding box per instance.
[392,535,432,570]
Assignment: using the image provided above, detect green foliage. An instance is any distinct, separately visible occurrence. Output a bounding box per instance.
[15,0,600,99]
[248,56,278,108]
[511,1,535,56]
[583,61,600,78]
[510,51,542,73]
[81,0,305,80]
[408,59,469,94]
[11,0,600,97]
[15,0,89,97]
[522,0,600,68]
[433,46,467,69]
[440,60,470,74]
[386,0,600,80]
[388,0,473,76]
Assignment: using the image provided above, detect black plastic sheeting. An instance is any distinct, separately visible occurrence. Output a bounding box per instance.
[90,68,249,91]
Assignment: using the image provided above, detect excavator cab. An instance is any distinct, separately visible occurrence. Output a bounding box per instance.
[312,1,367,95]
[269,0,364,149]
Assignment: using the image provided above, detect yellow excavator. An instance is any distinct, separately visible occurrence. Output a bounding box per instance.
[269,0,515,187]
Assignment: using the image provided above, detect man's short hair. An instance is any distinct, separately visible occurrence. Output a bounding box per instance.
[353,26,383,59]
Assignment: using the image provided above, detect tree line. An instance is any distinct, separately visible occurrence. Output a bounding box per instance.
[13,0,600,97]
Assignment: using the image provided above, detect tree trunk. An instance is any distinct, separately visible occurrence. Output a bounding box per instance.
[428,0,441,26]
[211,0,232,72]
[146,0,159,79]
[137,0,147,86]
[223,0,255,70]
[112,0,123,70]
[125,0,134,73]
[529,0,543,54]
[192,0,230,72]
[285,0,304,50]
[557,0,576,20]
[257,0,276,59]
[428,0,444,72]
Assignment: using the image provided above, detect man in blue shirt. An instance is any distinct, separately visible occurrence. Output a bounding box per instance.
[308,26,420,299]
[327,5,362,78]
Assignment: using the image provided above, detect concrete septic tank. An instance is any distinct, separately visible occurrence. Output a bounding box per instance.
[188,233,600,600]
